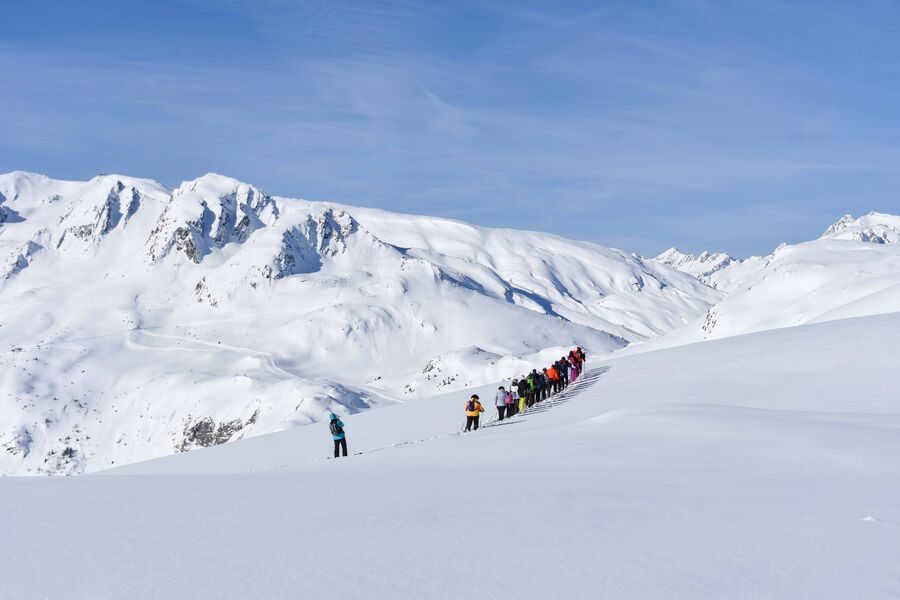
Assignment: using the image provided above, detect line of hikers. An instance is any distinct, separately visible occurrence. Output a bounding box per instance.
[464,346,586,432]
[328,346,587,456]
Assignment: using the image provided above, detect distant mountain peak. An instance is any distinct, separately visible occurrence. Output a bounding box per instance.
[821,212,900,245]
[180,173,257,195]
[653,247,735,279]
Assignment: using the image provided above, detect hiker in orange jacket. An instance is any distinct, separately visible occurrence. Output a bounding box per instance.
[464,394,485,431]
[546,365,560,394]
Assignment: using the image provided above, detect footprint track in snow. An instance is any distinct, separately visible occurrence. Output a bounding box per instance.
[251,366,610,472]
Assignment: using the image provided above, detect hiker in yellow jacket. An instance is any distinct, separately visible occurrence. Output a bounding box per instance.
[464,394,485,431]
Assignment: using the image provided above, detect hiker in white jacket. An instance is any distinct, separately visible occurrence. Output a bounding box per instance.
[495,386,508,421]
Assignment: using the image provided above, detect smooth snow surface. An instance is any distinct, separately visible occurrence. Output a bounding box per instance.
[2,313,898,599]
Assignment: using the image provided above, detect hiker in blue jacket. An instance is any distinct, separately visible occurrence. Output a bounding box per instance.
[329,413,347,458]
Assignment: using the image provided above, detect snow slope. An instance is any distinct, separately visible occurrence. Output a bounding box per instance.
[3,313,898,599]
[651,239,900,347]
[648,212,900,347]
[0,171,719,474]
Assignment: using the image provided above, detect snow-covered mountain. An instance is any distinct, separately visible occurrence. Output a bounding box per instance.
[648,212,900,347]
[0,171,719,474]
[657,212,900,293]
[692,240,900,341]
[820,211,900,244]
[3,171,898,476]
[653,247,767,292]
[654,247,735,280]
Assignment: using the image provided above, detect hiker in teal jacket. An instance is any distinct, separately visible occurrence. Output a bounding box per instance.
[329,413,347,458]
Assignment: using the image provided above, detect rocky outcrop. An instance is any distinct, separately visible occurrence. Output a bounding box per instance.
[269,208,360,279]
[146,176,280,264]
[176,410,259,452]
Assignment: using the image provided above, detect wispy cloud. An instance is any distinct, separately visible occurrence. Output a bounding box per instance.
[1,0,899,256]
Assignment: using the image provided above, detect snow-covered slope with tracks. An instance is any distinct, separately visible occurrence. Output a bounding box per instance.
[3,313,897,599]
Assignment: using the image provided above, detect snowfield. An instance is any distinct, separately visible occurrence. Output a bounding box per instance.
[2,313,898,599]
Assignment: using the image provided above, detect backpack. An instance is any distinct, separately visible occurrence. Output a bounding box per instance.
[466,400,476,412]
[329,419,343,436]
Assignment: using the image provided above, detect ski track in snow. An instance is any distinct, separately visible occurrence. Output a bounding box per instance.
[126,328,401,407]
[127,328,301,380]
[250,366,610,472]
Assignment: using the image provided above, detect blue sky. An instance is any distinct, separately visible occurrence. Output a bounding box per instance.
[2,0,899,256]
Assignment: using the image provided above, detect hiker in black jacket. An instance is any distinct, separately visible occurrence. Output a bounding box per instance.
[517,377,529,412]
[557,358,569,388]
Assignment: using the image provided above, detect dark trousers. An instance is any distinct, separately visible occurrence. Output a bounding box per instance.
[465,415,480,431]
[497,406,506,421]
[333,438,347,457]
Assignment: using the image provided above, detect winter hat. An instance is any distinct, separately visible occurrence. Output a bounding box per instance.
[471,394,479,400]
